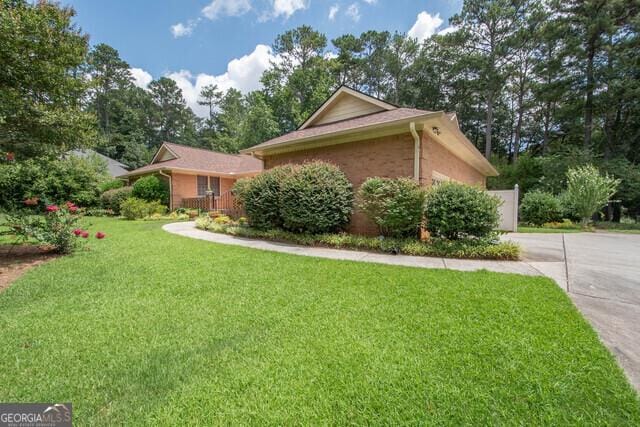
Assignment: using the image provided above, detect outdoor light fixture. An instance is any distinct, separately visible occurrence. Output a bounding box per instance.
[432,126,441,135]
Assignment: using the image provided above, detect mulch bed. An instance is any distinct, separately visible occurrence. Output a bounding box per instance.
[0,244,58,292]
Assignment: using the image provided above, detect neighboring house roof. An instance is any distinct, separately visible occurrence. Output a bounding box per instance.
[70,149,129,177]
[121,142,263,178]
[241,85,497,176]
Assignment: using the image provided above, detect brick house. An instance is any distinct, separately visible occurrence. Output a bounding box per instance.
[121,142,262,211]
[241,86,498,234]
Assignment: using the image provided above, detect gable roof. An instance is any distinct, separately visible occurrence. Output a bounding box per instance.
[245,108,437,153]
[298,86,398,130]
[121,142,263,177]
[240,86,497,176]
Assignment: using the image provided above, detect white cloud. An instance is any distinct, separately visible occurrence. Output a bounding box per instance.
[130,68,153,89]
[346,3,360,22]
[165,44,277,117]
[438,25,458,35]
[408,11,444,42]
[202,0,251,20]
[170,21,197,38]
[270,0,308,19]
[363,0,376,4]
[328,4,339,21]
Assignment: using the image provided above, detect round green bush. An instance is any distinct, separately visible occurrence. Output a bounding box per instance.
[558,191,581,222]
[424,182,500,239]
[132,175,169,205]
[100,186,133,214]
[234,165,295,230]
[358,177,426,237]
[519,190,562,226]
[279,162,354,234]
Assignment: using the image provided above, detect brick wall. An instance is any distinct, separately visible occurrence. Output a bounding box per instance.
[419,133,486,188]
[263,132,487,235]
[263,133,415,234]
[171,173,197,209]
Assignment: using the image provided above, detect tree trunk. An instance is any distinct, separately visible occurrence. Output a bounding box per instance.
[512,77,526,163]
[584,38,597,149]
[485,89,494,159]
[542,105,551,155]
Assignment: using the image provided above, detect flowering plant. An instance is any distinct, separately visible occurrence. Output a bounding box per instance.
[1,202,106,254]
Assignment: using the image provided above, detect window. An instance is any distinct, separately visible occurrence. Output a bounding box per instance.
[197,175,208,196]
[197,176,221,197]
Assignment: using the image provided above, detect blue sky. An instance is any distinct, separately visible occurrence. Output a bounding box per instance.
[65,0,462,116]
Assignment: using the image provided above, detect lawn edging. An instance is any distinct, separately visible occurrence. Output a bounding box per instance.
[195,219,520,260]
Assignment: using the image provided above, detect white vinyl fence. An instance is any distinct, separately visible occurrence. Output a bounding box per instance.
[488,185,519,232]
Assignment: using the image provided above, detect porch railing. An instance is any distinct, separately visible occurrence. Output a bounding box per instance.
[180,191,244,217]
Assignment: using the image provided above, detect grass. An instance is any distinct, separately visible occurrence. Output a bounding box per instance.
[517,226,586,233]
[0,218,638,425]
[518,222,640,234]
[594,221,640,234]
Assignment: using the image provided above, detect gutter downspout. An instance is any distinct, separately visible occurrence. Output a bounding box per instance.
[410,122,420,183]
[158,170,173,210]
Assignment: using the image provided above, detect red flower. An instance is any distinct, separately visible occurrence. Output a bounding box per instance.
[23,197,39,206]
[46,205,59,212]
[6,152,14,161]
[95,232,105,239]
[69,206,78,213]
[73,229,83,236]
[81,231,89,238]
[66,201,75,208]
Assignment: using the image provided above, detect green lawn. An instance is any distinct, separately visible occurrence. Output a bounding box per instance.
[517,226,586,233]
[1,218,638,425]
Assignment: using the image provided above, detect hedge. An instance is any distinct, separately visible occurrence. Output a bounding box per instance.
[359,177,426,237]
[424,182,500,239]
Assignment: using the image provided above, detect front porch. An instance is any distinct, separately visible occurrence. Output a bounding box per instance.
[180,191,243,217]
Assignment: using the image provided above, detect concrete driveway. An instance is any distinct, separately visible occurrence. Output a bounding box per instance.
[504,232,640,390]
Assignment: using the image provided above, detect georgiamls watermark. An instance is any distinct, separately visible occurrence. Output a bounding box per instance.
[0,403,72,427]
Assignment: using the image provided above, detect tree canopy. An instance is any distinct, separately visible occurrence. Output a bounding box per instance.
[2,0,639,215]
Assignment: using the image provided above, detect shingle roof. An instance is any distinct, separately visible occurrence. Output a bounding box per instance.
[122,142,263,177]
[243,107,436,152]
[70,149,129,177]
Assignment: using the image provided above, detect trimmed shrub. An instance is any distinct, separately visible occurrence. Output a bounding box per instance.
[424,182,500,239]
[132,175,169,205]
[101,186,133,215]
[358,177,426,237]
[120,197,166,220]
[519,190,562,226]
[558,192,581,222]
[279,162,354,234]
[233,165,295,229]
[235,162,354,233]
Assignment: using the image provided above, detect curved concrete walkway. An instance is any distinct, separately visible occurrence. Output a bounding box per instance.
[163,222,557,280]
